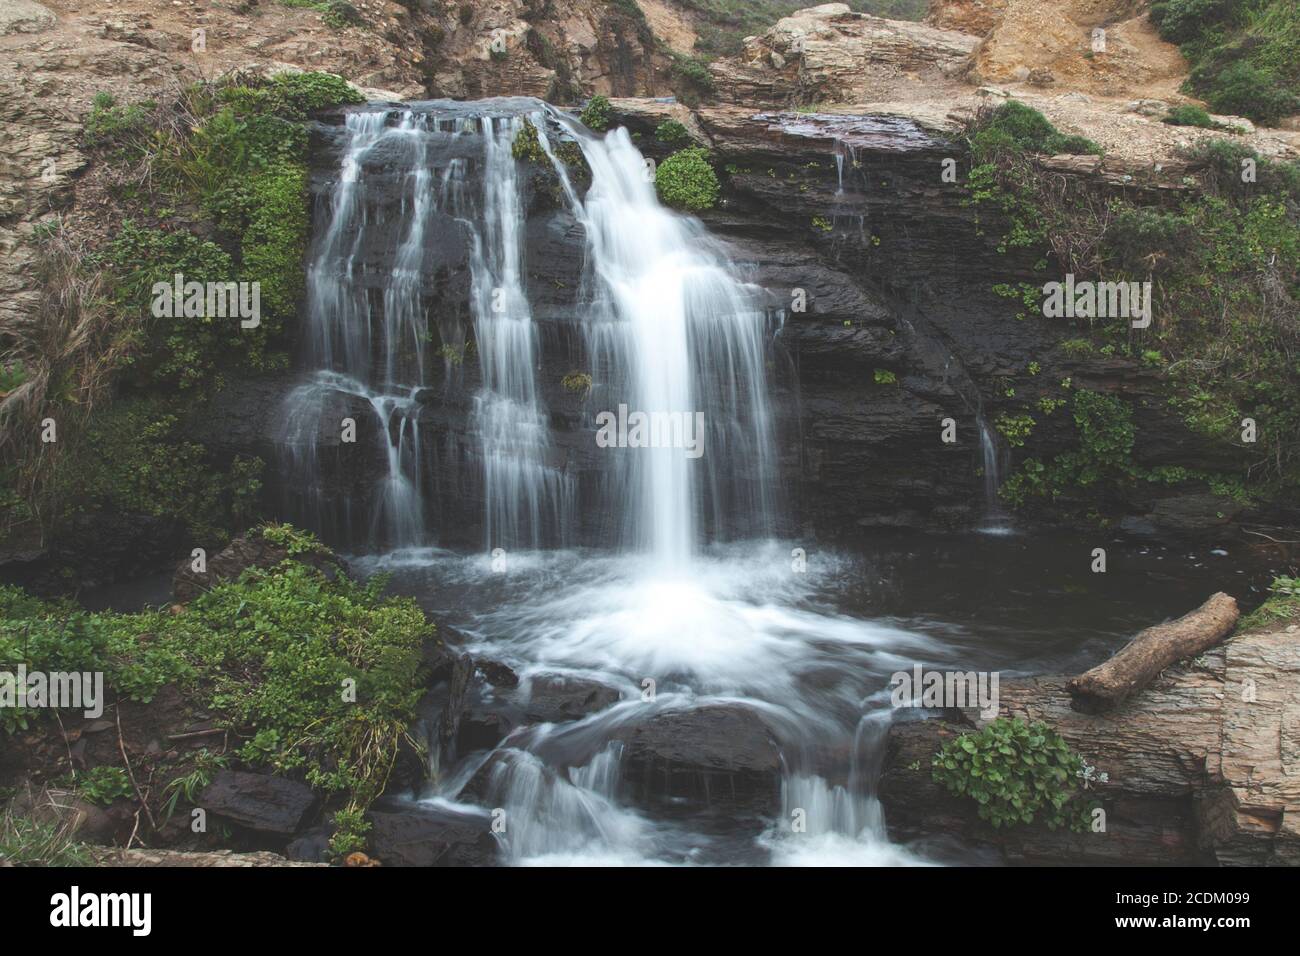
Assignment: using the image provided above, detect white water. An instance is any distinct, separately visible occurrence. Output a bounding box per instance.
[293,102,945,866]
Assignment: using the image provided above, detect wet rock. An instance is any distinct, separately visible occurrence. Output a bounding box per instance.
[619,705,782,819]
[523,674,623,723]
[199,771,319,838]
[285,826,335,864]
[477,659,520,688]
[367,806,498,867]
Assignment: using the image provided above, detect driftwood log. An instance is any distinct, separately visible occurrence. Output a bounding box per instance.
[1066,592,1239,713]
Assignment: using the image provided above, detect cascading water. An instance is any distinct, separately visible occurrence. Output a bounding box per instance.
[554,120,776,564]
[291,99,953,865]
[465,116,573,550]
[278,110,431,549]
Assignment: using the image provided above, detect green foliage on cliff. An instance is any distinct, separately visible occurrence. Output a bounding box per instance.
[932,718,1100,832]
[965,102,1300,519]
[6,71,363,552]
[655,147,720,210]
[963,102,1100,256]
[580,94,613,132]
[655,119,692,146]
[51,396,263,547]
[0,530,429,827]
[1150,0,1300,125]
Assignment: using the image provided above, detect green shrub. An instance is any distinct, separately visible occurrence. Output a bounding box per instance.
[1162,104,1221,128]
[872,369,897,385]
[1200,60,1298,126]
[655,119,691,146]
[932,717,1100,831]
[83,93,154,153]
[580,94,613,132]
[654,147,720,210]
[1154,0,1300,126]
[969,102,1103,160]
[511,120,547,163]
[994,412,1035,447]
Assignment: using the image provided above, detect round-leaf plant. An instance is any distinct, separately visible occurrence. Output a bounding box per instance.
[931,717,1098,831]
[655,147,720,211]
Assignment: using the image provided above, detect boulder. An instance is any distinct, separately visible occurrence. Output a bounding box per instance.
[366,806,498,867]
[879,612,1300,864]
[618,705,782,819]
[199,771,318,838]
[522,674,623,724]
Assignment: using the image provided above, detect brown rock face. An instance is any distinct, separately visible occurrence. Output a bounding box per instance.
[709,4,979,107]
[926,0,1009,37]
[880,615,1300,865]
[965,0,1188,99]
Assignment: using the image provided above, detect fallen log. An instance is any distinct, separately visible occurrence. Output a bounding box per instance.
[1066,592,1239,713]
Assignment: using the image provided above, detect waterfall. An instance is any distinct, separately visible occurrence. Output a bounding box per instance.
[288,99,929,866]
[279,110,430,549]
[553,120,777,565]
[464,116,573,551]
[977,414,1011,534]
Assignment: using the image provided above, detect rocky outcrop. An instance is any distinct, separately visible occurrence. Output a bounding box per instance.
[879,615,1300,865]
[709,4,979,107]
[172,528,340,602]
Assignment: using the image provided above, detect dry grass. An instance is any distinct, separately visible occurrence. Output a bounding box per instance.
[0,217,137,533]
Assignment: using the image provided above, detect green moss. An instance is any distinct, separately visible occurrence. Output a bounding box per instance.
[872,369,897,385]
[655,147,720,211]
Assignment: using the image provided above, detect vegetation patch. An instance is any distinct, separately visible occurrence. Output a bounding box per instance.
[655,147,720,211]
[1,72,362,556]
[580,94,613,133]
[1150,0,1300,126]
[932,717,1101,831]
[0,526,430,840]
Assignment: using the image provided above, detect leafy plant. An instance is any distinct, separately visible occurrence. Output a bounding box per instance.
[872,369,897,385]
[74,766,133,806]
[561,371,593,394]
[655,119,692,147]
[580,94,613,132]
[932,717,1099,831]
[655,147,720,211]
